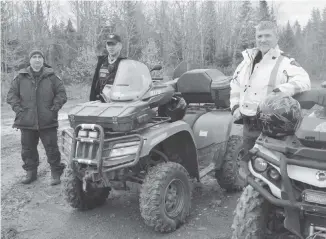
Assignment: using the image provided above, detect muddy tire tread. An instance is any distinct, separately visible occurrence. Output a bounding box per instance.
[215,135,244,192]
[64,168,110,210]
[231,185,265,239]
[139,162,191,233]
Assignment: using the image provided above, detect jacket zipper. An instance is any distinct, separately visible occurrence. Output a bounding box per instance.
[34,81,39,130]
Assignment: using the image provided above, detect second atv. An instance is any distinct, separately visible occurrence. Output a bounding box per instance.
[60,59,244,232]
[231,89,326,239]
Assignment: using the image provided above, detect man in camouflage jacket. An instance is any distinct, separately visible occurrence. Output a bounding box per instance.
[7,49,67,185]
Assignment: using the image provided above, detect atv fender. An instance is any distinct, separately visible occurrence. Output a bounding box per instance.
[192,110,233,169]
[139,120,199,180]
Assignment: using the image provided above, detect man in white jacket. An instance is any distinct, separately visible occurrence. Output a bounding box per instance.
[230,21,311,176]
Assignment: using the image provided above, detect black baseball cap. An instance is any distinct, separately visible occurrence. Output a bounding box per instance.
[106,34,121,44]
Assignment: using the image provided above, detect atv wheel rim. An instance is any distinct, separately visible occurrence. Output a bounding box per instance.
[164,179,185,218]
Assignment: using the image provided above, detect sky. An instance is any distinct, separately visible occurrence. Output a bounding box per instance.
[272,0,326,26]
[56,0,326,28]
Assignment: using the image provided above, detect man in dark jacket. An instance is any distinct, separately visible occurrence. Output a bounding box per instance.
[89,34,126,101]
[6,49,67,185]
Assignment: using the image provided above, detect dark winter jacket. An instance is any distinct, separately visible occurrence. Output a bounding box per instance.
[89,55,126,101]
[6,66,67,130]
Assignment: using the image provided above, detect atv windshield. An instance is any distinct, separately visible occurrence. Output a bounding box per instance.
[110,60,152,101]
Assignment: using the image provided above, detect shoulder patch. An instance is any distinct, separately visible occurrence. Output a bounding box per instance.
[290,60,301,67]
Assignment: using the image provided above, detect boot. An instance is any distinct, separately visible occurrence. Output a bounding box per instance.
[50,170,62,186]
[21,170,37,184]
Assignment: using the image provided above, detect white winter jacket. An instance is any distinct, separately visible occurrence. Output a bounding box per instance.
[230,45,311,116]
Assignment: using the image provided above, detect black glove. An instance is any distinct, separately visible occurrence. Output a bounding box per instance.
[231,105,239,115]
[272,88,281,93]
[50,105,60,111]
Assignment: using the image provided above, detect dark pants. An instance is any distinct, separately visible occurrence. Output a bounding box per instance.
[21,127,65,173]
[242,116,261,161]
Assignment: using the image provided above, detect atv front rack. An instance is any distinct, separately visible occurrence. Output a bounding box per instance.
[103,116,171,136]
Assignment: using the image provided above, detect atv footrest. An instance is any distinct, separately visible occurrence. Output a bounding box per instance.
[199,163,215,179]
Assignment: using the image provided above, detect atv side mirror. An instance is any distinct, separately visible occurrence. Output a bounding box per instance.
[150,65,162,72]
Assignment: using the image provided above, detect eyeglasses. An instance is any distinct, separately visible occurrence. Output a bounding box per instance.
[106,42,117,46]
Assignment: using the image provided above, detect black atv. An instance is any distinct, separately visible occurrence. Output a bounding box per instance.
[60,59,244,232]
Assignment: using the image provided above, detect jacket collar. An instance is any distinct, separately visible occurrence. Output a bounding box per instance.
[19,66,54,78]
[242,45,283,62]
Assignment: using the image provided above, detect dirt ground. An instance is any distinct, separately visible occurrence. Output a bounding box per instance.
[1,100,243,239]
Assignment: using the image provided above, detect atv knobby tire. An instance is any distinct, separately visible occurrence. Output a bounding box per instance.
[140,162,191,233]
[64,168,110,210]
[231,184,271,239]
[215,135,245,192]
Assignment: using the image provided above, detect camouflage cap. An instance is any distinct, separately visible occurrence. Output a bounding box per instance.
[106,34,121,44]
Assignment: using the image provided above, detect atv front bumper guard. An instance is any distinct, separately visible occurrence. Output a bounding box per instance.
[246,177,326,214]
[66,124,145,187]
[245,148,326,214]
[243,148,326,238]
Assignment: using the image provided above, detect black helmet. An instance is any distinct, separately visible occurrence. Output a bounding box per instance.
[158,96,187,122]
[257,92,302,137]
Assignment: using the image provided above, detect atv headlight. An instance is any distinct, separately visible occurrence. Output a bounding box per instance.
[253,158,268,172]
[109,142,140,158]
[78,130,88,137]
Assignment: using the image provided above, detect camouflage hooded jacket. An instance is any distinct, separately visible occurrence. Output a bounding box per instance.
[6,66,67,130]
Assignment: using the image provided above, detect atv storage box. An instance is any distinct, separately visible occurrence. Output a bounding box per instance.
[177,69,231,108]
[68,101,156,132]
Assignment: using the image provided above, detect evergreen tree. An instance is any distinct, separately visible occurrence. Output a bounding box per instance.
[202,1,217,65]
[257,0,271,22]
[310,8,323,72]
[140,38,161,70]
[119,1,144,59]
[320,8,326,63]
[233,1,256,65]
[65,19,78,68]
[279,21,296,56]
[49,22,65,69]
[270,5,277,23]
[292,20,304,61]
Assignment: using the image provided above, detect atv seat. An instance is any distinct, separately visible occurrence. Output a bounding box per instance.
[176,69,231,108]
[293,88,326,109]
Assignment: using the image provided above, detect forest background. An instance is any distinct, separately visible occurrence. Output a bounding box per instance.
[1,0,326,102]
